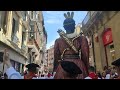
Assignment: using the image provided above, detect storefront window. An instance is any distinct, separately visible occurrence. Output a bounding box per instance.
[109,43,115,60]
[22,64,24,74]
[10,60,15,68]
[16,62,21,72]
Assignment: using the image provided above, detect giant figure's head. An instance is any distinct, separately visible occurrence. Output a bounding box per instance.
[63,12,75,34]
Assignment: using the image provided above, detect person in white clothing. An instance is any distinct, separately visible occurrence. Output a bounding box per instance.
[3,48,41,79]
[3,49,22,79]
[105,69,111,79]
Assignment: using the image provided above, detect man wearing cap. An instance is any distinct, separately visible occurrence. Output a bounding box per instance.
[111,58,120,79]
[24,63,39,79]
[53,12,89,79]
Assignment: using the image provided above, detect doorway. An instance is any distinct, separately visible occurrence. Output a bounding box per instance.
[105,43,115,67]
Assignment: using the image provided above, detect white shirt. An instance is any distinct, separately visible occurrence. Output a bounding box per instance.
[6,67,22,79]
[84,76,101,79]
[38,77,47,79]
[6,66,48,79]
[105,74,111,79]
[84,76,92,79]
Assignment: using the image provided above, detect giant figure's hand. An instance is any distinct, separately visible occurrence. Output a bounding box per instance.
[3,48,12,68]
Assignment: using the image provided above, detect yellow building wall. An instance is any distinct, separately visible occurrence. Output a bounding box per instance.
[93,33,103,72]
[106,12,120,60]
[93,12,120,71]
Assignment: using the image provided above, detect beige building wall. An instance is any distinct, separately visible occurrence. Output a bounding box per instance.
[106,12,120,59]
[0,11,28,73]
[93,32,103,72]
[82,11,120,71]
[94,11,120,71]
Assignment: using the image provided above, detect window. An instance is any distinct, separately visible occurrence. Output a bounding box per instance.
[0,11,2,28]
[0,11,8,33]
[38,15,40,21]
[11,18,16,40]
[11,17,19,41]
[33,57,35,63]
[22,26,26,46]
[15,62,20,72]
[22,64,24,74]
[34,28,37,40]
[31,11,34,19]
[29,25,34,39]
[22,11,27,21]
[10,60,15,68]
[36,13,38,20]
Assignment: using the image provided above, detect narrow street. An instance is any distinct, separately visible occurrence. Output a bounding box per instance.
[0,11,120,79]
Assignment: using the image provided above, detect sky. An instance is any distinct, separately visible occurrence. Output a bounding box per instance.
[43,11,87,49]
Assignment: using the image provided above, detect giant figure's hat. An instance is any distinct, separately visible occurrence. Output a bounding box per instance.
[63,12,75,26]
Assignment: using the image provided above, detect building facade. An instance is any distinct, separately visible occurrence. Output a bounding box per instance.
[0,11,28,74]
[25,11,47,73]
[81,11,120,72]
[46,45,54,72]
[0,11,47,74]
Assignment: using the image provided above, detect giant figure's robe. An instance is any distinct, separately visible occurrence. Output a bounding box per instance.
[53,31,89,79]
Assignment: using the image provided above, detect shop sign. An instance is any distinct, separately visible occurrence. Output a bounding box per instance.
[102,28,113,46]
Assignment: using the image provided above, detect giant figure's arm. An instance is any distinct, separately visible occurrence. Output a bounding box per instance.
[81,36,89,72]
[53,39,61,72]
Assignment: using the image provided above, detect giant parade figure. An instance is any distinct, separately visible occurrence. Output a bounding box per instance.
[53,12,90,79]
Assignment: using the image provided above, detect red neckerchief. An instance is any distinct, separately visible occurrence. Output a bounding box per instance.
[89,72,98,79]
[24,72,36,79]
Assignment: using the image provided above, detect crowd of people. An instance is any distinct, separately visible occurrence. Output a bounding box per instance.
[85,66,119,79]
[0,48,120,79]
